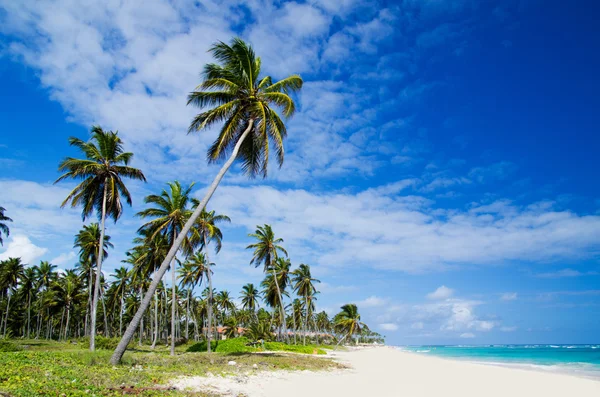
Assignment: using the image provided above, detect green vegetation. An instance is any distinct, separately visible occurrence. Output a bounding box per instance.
[0,339,340,396]
[186,337,327,355]
[0,39,383,394]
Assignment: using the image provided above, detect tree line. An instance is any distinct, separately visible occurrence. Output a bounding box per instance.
[0,38,383,365]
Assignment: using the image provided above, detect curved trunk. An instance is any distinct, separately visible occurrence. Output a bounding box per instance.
[90,183,108,351]
[139,286,144,346]
[110,120,256,364]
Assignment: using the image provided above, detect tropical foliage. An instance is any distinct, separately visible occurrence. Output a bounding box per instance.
[0,38,382,368]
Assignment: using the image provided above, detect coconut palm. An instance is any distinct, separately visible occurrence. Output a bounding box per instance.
[0,207,12,246]
[74,223,113,336]
[189,207,229,353]
[111,267,130,336]
[19,266,37,338]
[112,37,302,364]
[137,181,196,355]
[334,304,368,344]
[56,126,145,351]
[291,264,320,345]
[0,258,25,337]
[247,225,289,342]
[240,283,260,315]
[215,290,235,317]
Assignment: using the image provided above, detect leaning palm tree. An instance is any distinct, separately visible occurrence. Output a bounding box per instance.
[291,264,320,345]
[189,207,229,353]
[0,207,12,246]
[56,126,145,351]
[334,304,368,345]
[137,181,196,356]
[111,37,302,364]
[247,225,289,342]
[0,258,25,337]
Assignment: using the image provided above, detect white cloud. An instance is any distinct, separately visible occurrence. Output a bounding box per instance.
[535,268,599,278]
[500,326,517,332]
[411,322,424,330]
[0,235,48,264]
[460,332,475,339]
[427,286,454,300]
[211,184,600,273]
[500,292,518,301]
[379,323,399,331]
[357,296,389,308]
[50,251,77,267]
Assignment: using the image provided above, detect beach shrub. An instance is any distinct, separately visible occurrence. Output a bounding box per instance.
[215,337,254,353]
[0,339,22,352]
[186,340,218,353]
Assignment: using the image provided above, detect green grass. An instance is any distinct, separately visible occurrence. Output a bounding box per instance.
[0,339,340,396]
[186,337,327,355]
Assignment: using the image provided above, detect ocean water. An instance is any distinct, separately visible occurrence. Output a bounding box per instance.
[397,345,600,379]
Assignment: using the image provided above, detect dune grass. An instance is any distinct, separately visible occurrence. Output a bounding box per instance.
[0,339,340,396]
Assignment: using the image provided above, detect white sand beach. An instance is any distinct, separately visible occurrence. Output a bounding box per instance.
[174,346,600,397]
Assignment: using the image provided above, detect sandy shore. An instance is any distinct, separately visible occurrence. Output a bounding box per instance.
[173,346,600,396]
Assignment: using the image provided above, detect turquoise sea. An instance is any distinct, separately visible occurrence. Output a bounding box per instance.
[398,345,600,379]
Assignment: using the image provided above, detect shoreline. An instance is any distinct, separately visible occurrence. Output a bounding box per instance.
[387,346,600,381]
[173,345,600,396]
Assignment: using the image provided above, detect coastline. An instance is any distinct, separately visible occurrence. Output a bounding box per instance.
[174,345,600,396]
[396,344,600,380]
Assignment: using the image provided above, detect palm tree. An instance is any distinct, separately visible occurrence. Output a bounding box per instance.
[56,276,83,340]
[56,126,145,351]
[111,267,129,337]
[19,266,37,338]
[0,258,25,337]
[291,264,320,345]
[247,224,289,342]
[184,251,213,342]
[189,207,229,353]
[74,223,113,336]
[137,181,195,356]
[0,207,12,246]
[334,304,368,345]
[112,37,302,364]
[215,290,235,317]
[240,283,260,315]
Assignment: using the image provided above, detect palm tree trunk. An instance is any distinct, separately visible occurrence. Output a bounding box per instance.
[186,289,190,341]
[27,292,31,339]
[303,294,308,346]
[151,290,158,349]
[292,307,297,345]
[271,268,289,344]
[204,235,214,354]
[170,256,176,356]
[110,120,255,364]
[139,286,144,346]
[119,295,124,337]
[59,308,65,341]
[65,306,71,340]
[85,265,92,337]
[90,183,108,352]
[101,289,109,338]
[3,292,11,338]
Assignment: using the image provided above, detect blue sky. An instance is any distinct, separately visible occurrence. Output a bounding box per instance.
[0,0,599,345]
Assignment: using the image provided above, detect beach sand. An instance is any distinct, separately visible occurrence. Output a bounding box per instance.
[173,346,600,396]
